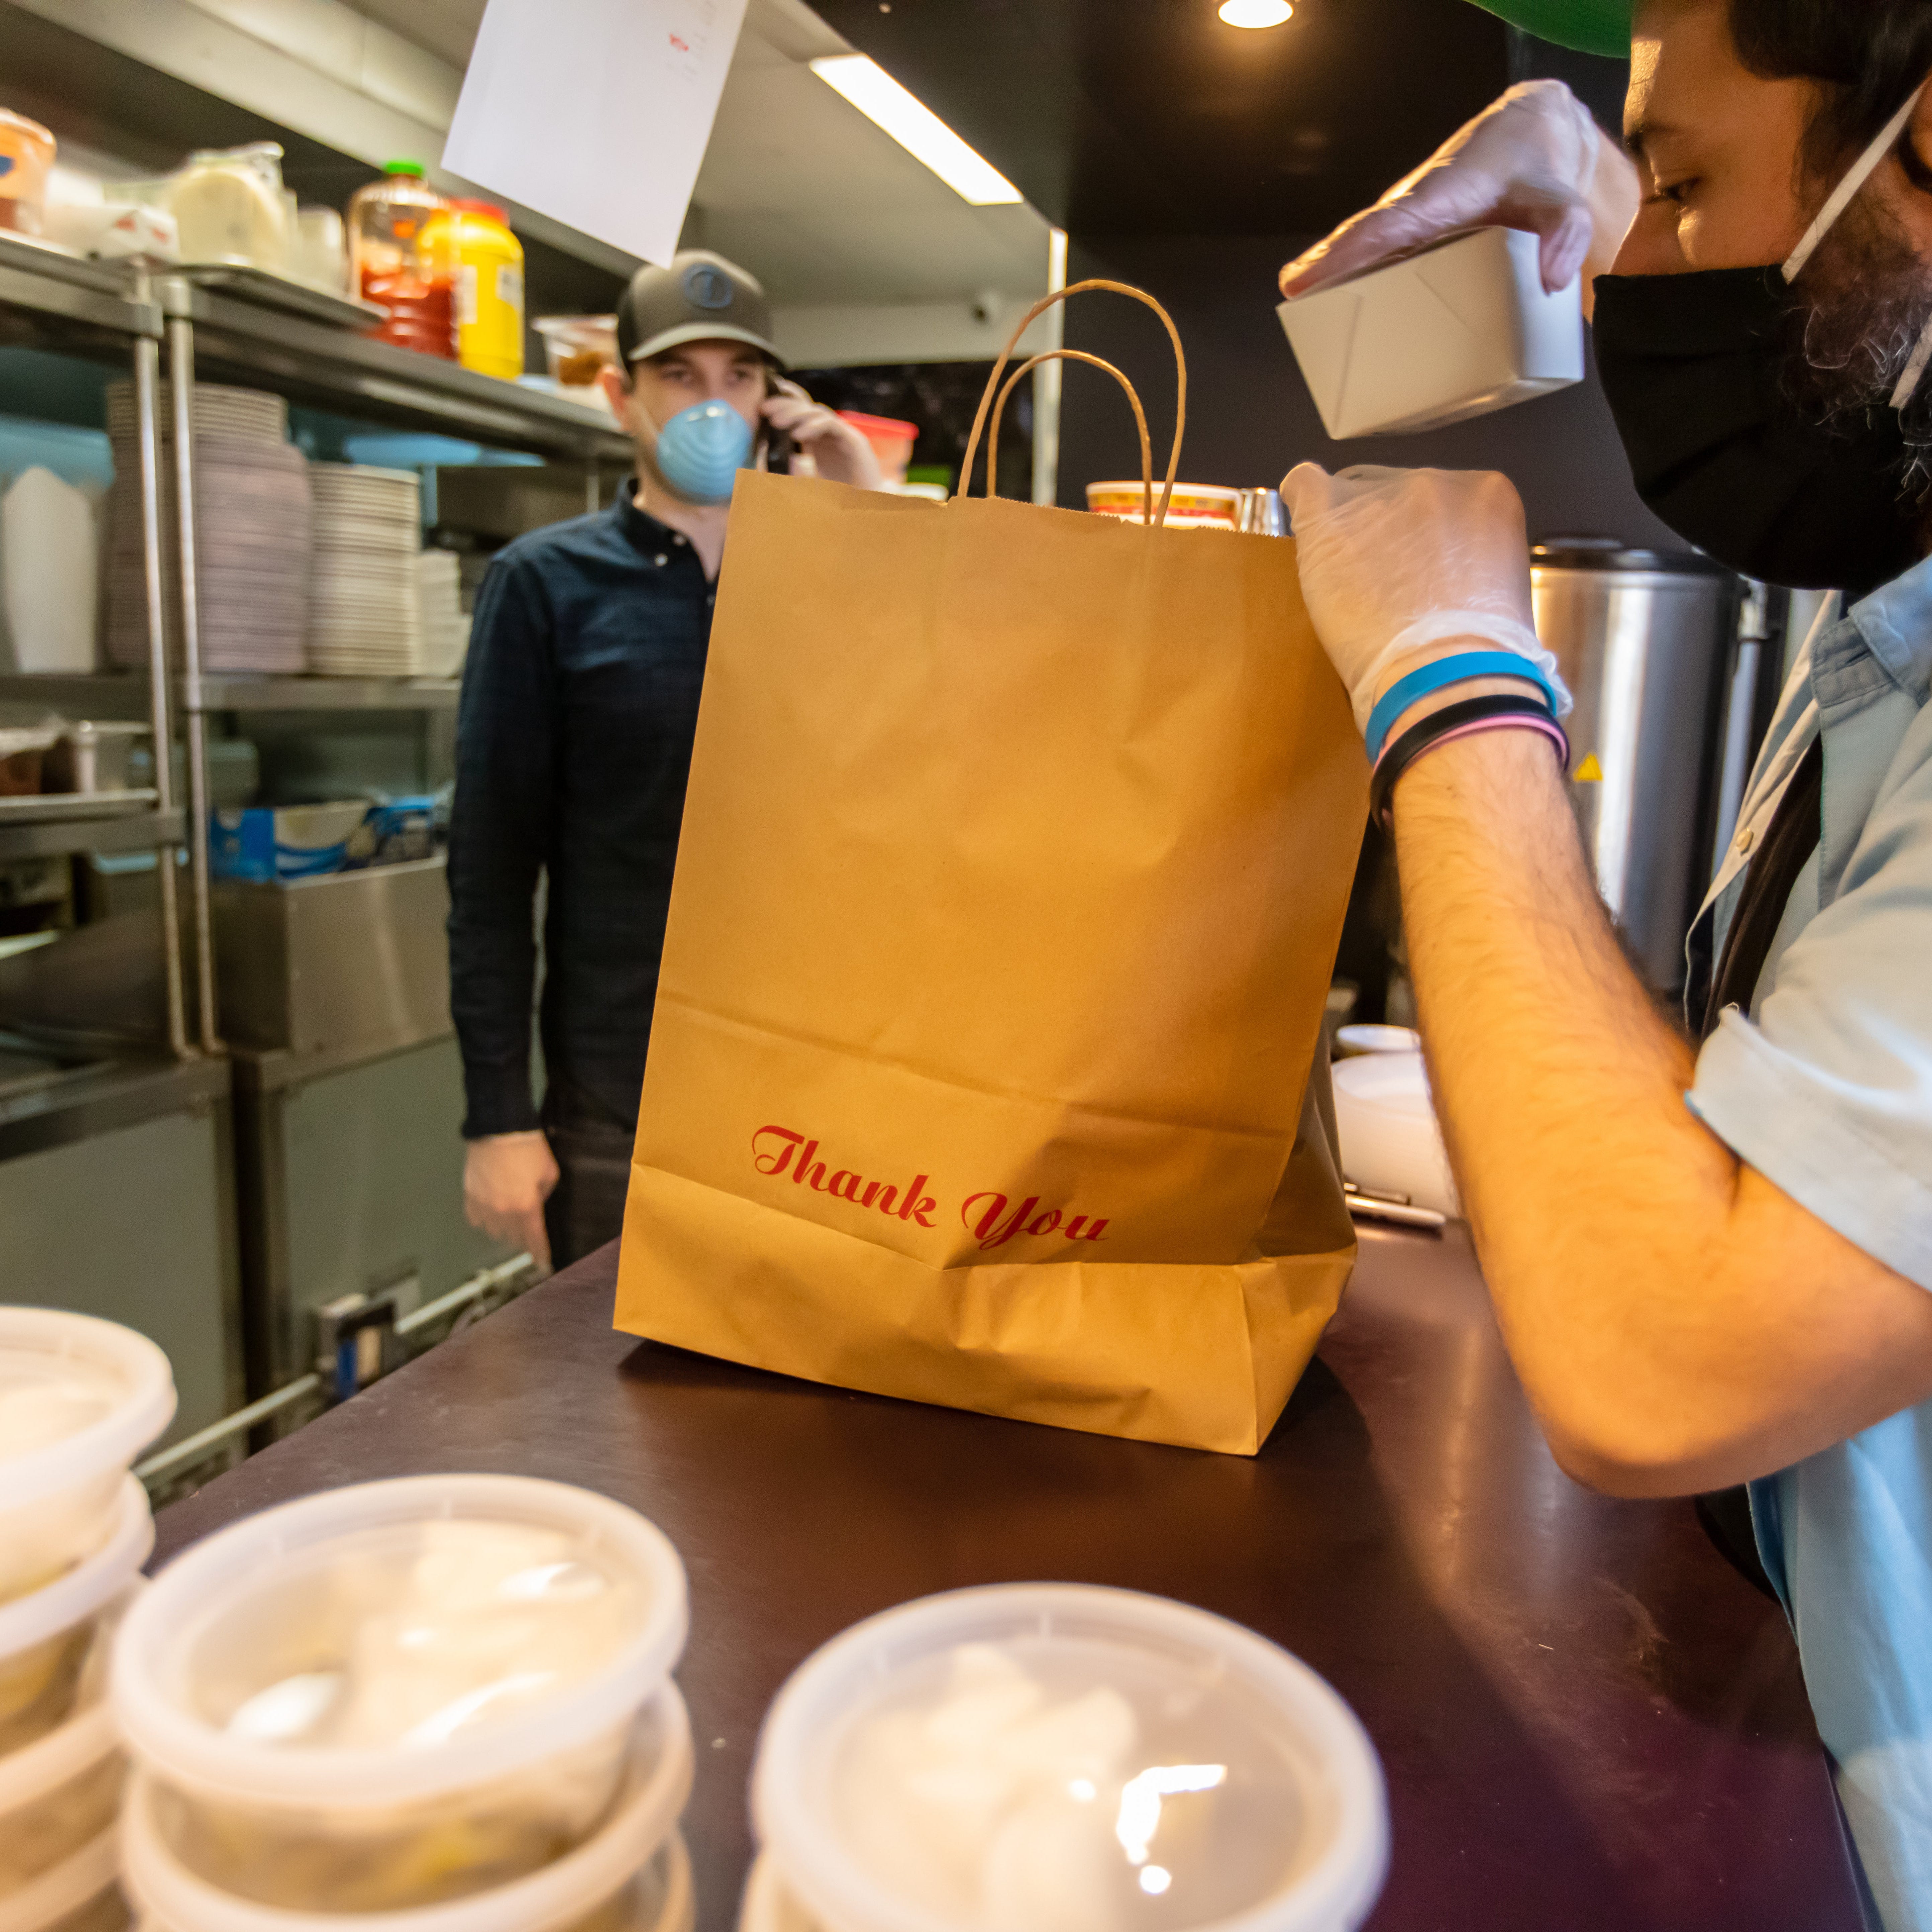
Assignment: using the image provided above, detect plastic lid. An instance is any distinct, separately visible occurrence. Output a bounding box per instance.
[836,411,918,441]
[112,1475,687,1808]
[0,1309,176,1508]
[448,199,509,224]
[1334,1025,1420,1057]
[122,1698,695,1932]
[753,1585,1388,1932]
[384,160,427,177]
[0,1477,152,1667]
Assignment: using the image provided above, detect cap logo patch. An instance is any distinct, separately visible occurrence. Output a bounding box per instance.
[683,263,734,311]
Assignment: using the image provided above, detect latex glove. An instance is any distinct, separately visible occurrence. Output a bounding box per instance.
[1280,463,1567,734]
[1279,80,1631,303]
[763,381,886,491]
[463,1130,558,1273]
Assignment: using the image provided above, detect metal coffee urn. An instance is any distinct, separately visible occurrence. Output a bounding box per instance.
[1531,542,1737,995]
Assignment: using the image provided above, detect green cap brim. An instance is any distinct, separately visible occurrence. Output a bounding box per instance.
[1472,0,1631,56]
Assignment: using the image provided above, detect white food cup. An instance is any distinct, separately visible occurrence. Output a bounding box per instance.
[0,1583,143,1900]
[0,1829,125,1932]
[110,1476,689,1913]
[752,1584,1389,1932]
[738,1854,820,1932]
[0,1481,153,1750]
[0,1310,175,1607]
[121,1755,695,1932]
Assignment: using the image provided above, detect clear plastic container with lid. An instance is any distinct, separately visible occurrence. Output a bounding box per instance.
[348,163,455,360]
[424,201,524,381]
[111,1476,689,1913]
[750,1585,1387,1932]
[0,1309,174,1609]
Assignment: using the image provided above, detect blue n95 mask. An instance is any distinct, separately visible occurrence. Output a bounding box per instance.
[652,399,754,505]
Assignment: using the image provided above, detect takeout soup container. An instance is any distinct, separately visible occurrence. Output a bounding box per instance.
[110,1476,689,1913]
[1085,481,1241,528]
[0,1582,142,1904]
[0,1310,175,1608]
[1,1482,152,1751]
[0,1830,125,1932]
[749,1584,1389,1932]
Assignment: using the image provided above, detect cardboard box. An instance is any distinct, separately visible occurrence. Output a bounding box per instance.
[1277,227,1584,440]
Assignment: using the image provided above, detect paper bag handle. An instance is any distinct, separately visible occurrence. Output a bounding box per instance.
[985,351,1153,515]
[957,279,1187,525]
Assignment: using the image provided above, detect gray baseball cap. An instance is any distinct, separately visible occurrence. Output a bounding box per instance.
[615,250,784,367]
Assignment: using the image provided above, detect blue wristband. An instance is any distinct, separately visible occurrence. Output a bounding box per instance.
[1363,650,1559,765]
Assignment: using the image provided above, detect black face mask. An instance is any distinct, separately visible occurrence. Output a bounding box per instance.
[1593,266,1922,597]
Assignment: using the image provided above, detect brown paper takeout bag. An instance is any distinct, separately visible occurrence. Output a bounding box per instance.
[615,281,1369,1454]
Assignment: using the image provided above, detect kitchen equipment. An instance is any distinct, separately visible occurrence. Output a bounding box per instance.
[1531,542,1736,993]
[1239,486,1288,535]
[45,724,147,795]
[0,113,54,238]
[1277,228,1583,439]
[1332,1049,1460,1219]
[348,163,454,360]
[2,469,98,674]
[426,201,524,381]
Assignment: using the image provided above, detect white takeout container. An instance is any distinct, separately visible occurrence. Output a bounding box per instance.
[1277,227,1583,439]
[0,1582,141,1901]
[1332,1050,1460,1218]
[0,1829,123,1932]
[1,1482,153,1749]
[111,1476,689,1911]
[751,1583,1388,1932]
[0,1311,175,1606]
[121,1767,694,1932]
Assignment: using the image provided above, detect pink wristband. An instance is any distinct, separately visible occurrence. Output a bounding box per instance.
[1370,710,1570,780]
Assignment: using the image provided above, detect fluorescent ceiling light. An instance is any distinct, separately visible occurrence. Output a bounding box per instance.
[1219,0,1294,24]
[810,55,1023,205]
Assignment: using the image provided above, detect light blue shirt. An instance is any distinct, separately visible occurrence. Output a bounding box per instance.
[1689,553,1932,1931]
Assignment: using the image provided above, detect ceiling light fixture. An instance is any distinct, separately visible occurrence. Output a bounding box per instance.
[1219,0,1294,25]
[809,55,1023,205]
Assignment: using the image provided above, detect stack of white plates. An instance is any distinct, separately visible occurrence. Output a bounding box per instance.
[306,464,423,676]
[415,548,470,679]
[102,381,310,676]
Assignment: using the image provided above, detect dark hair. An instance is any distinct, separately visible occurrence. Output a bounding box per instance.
[1730,1,1932,185]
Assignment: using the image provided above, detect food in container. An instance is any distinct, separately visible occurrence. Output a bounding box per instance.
[111,1476,689,1913]
[425,202,524,382]
[0,1830,126,1932]
[751,1585,1387,1932]
[292,210,348,296]
[1084,482,1242,530]
[154,147,292,275]
[0,1584,139,1899]
[349,163,455,360]
[0,1309,173,1608]
[534,318,618,411]
[121,1744,694,1932]
[0,112,55,237]
[0,1479,152,1754]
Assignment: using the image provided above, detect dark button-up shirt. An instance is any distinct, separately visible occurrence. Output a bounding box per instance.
[448,487,716,1137]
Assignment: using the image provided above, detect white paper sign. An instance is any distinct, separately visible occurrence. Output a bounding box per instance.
[443,0,748,267]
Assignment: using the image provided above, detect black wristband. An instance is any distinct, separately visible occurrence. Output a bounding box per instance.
[1368,692,1569,830]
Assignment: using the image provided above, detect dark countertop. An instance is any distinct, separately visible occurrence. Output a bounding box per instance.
[153,1224,1862,1931]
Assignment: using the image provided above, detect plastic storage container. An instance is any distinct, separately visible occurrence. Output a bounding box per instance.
[160,147,292,274]
[834,415,917,490]
[426,201,524,381]
[1085,482,1241,530]
[0,111,55,238]
[751,1584,1388,1932]
[121,1772,694,1932]
[0,1584,140,1899]
[348,163,455,360]
[0,1831,125,1932]
[0,1310,174,1608]
[111,1476,689,1912]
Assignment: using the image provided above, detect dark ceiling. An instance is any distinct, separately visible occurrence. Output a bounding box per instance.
[810,0,1519,237]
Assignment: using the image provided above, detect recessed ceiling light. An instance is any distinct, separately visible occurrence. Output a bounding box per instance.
[810,55,1023,205]
[1219,0,1294,25]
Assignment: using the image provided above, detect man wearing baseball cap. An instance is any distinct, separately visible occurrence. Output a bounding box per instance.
[1277,3,1932,1919]
[449,250,882,1271]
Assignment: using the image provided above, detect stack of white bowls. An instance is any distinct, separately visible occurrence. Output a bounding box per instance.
[744,1584,1389,1932]
[103,382,312,676]
[304,467,423,677]
[413,551,469,680]
[111,1475,694,1932]
[0,1309,179,1932]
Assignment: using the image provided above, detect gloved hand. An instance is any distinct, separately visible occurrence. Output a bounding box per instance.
[463,1130,559,1273]
[1279,80,1634,304]
[1279,463,1568,738]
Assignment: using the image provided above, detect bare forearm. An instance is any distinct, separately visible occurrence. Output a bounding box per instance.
[1390,731,1932,1492]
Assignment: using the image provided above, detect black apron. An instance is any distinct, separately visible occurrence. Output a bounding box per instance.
[1691,736,1825,1597]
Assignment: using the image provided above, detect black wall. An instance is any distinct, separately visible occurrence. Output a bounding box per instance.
[1057,231,1681,550]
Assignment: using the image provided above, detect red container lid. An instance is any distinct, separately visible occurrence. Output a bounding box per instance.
[837,410,919,442]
